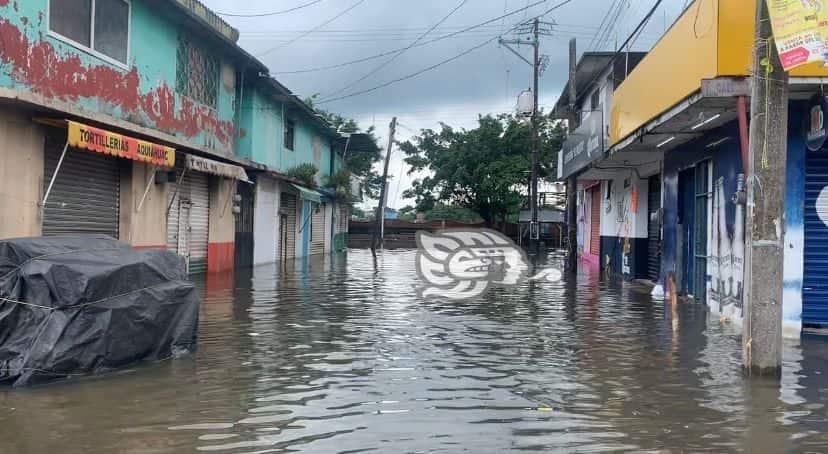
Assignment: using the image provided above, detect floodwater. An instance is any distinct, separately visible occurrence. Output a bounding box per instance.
[2,249,828,453]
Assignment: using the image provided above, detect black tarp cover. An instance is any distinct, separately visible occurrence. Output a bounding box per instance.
[0,235,199,387]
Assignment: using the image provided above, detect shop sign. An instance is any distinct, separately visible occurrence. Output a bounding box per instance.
[68,120,175,167]
[766,1,828,71]
[806,95,828,151]
[559,110,603,180]
[185,154,250,182]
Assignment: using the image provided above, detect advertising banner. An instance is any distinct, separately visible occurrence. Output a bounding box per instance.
[67,120,175,167]
[558,111,603,180]
[766,0,828,71]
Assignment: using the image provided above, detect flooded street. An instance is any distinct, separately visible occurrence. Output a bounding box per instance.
[2,249,828,453]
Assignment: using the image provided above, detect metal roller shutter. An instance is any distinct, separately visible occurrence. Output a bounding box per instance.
[280,192,297,261]
[166,170,210,273]
[589,187,600,256]
[310,202,325,255]
[804,150,828,327]
[43,135,120,238]
[647,175,662,281]
[338,205,349,233]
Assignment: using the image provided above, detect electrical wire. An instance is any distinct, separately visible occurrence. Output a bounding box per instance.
[215,0,324,18]
[322,0,468,99]
[257,0,367,57]
[587,0,622,51]
[270,0,553,75]
[314,0,576,104]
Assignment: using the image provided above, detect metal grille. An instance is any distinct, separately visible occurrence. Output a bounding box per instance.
[310,203,325,255]
[589,187,600,256]
[166,170,210,274]
[647,175,662,282]
[804,150,828,327]
[280,192,297,261]
[176,36,219,108]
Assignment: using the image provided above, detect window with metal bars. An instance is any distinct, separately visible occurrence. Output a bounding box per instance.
[175,36,219,108]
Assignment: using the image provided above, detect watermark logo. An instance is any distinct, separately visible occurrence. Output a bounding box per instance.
[415,228,562,300]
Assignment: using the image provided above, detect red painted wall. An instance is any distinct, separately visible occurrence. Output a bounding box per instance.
[207,242,234,272]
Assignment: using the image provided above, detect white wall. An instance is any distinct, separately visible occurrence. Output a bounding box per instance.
[600,175,648,239]
[253,177,279,265]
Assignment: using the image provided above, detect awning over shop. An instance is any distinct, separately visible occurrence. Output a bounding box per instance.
[67,120,175,167]
[291,184,321,203]
[185,154,250,182]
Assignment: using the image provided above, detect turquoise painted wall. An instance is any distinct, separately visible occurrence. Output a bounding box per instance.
[0,0,238,156]
[237,86,340,183]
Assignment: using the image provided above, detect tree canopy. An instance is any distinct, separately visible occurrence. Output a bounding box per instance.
[399,113,565,226]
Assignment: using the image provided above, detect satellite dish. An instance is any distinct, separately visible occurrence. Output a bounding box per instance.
[516,89,534,117]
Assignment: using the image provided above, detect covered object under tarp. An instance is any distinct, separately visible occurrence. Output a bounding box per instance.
[0,235,199,387]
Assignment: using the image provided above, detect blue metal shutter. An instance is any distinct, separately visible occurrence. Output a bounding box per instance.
[804,150,828,327]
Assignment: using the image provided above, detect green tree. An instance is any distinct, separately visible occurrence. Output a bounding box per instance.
[400,112,564,226]
[306,98,384,199]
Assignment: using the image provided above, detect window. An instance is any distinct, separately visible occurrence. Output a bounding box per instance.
[285,119,295,151]
[590,89,600,111]
[49,0,130,65]
[176,36,219,108]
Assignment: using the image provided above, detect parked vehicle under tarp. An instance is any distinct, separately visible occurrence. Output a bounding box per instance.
[0,235,200,387]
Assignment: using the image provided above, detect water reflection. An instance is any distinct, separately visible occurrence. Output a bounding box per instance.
[1,249,827,452]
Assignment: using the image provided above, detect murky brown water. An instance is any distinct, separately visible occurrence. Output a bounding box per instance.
[1,249,828,453]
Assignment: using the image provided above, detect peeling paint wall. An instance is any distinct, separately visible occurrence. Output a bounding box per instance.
[0,0,238,156]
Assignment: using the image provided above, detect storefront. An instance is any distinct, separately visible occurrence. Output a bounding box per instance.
[166,154,249,273]
[41,120,175,239]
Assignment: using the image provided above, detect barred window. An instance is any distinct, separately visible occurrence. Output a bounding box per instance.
[176,36,219,108]
[285,119,295,151]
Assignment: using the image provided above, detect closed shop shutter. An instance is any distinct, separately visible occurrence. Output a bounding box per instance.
[43,134,120,238]
[804,150,828,327]
[280,192,297,261]
[647,175,662,281]
[166,170,210,273]
[590,187,600,256]
[310,202,325,255]
[339,205,349,233]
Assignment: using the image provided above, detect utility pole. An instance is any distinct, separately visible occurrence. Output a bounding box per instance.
[530,18,541,252]
[499,18,552,252]
[742,0,787,377]
[372,116,396,256]
[566,38,578,275]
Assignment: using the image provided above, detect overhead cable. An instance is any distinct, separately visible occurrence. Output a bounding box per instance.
[315,0,576,105]
[271,0,553,75]
[257,0,366,56]
[215,0,324,17]
[322,0,469,99]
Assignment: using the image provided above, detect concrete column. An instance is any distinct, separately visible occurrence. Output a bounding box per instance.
[0,109,44,239]
[208,176,236,272]
[119,162,168,249]
[742,0,787,377]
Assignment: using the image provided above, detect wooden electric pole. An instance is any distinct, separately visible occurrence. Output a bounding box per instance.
[372,116,396,256]
[742,0,787,377]
[566,38,578,274]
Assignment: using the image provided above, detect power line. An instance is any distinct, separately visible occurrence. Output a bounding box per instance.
[214,0,324,17]
[314,0,576,105]
[322,0,468,99]
[257,0,366,57]
[587,0,622,50]
[270,0,553,75]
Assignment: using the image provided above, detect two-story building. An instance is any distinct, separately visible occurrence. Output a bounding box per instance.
[555,51,647,277]
[0,0,357,273]
[236,77,352,265]
[583,0,828,336]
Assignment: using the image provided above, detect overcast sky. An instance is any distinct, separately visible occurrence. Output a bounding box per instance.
[203,0,689,209]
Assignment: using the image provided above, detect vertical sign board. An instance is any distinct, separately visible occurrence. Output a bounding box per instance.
[806,94,828,151]
[559,111,604,180]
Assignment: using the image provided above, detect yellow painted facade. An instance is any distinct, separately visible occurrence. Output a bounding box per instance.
[609,0,828,146]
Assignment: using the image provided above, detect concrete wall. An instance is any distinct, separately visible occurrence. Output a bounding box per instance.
[0,0,238,156]
[207,177,236,271]
[599,175,649,278]
[0,109,43,238]
[119,162,168,248]
[253,177,279,265]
